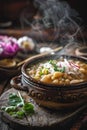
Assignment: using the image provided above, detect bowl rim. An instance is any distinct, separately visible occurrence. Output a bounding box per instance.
[75,46,87,56]
[22,54,87,90]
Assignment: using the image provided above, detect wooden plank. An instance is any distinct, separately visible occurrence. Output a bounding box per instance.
[0,88,87,130]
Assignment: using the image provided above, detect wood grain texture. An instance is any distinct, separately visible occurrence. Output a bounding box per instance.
[0,88,87,130]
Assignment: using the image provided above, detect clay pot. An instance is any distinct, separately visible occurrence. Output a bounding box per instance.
[11,54,87,110]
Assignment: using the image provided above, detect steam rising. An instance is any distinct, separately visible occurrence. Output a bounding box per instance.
[20,0,85,46]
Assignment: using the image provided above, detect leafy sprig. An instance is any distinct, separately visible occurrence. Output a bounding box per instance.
[1,92,34,119]
[49,60,65,73]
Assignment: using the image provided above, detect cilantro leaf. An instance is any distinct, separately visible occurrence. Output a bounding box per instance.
[49,60,65,73]
[8,93,24,107]
[16,110,25,119]
[23,103,34,114]
[1,92,35,119]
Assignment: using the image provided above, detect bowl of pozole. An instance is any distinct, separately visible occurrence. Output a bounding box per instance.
[13,54,87,109]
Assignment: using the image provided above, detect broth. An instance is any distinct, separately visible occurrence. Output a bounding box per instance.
[26,58,87,85]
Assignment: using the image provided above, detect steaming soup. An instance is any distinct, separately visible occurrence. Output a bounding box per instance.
[26,57,87,85]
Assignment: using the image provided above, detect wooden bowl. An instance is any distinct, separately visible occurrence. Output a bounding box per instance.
[11,54,87,110]
[75,46,87,58]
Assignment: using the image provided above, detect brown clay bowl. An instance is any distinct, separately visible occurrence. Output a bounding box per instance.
[75,46,87,58]
[11,54,87,110]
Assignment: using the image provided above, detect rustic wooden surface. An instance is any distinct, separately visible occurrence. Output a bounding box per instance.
[0,87,87,130]
[0,88,80,130]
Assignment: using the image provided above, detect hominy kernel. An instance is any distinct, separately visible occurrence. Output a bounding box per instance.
[41,74,52,83]
[52,79,59,84]
[65,79,70,84]
[79,68,86,73]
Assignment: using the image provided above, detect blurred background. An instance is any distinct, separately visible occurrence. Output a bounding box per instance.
[0,0,87,29]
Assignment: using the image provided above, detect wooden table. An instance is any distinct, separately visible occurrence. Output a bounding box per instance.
[0,78,87,130]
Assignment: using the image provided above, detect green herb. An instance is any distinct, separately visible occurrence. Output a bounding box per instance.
[61,67,65,73]
[16,110,25,119]
[1,92,34,119]
[8,111,17,117]
[49,60,65,73]
[49,60,56,66]
[5,106,17,113]
[39,67,49,76]
[49,60,58,70]
[23,103,34,114]
[8,93,24,107]
[39,68,43,76]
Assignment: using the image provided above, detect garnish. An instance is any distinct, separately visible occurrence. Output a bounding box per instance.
[1,92,34,119]
[23,103,34,114]
[49,60,65,72]
[69,61,80,69]
[40,68,49,76]
[8,92,24,107]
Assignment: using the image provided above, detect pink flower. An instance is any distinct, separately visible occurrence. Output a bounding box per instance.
[0,35,19,58]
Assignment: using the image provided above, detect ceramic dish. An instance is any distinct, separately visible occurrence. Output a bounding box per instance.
[11,54,87,110]
[75,46,87,58]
